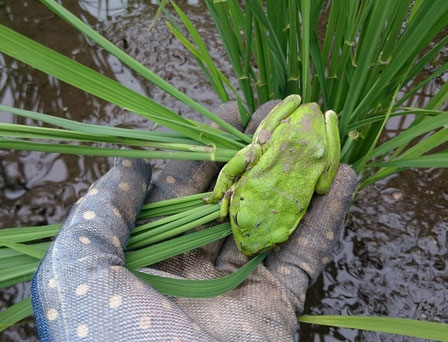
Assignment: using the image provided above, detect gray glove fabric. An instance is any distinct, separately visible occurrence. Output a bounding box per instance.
[31,100,357,342]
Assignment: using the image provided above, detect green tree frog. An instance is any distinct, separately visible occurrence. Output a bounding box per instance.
[205,95,340,256]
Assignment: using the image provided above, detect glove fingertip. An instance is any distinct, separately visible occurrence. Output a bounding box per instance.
[113,157,152,183]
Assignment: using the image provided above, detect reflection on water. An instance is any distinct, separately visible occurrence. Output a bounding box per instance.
[78,0,200,21]
[151,0,199,5]
[0,1,447,341]
[80,0,136,20]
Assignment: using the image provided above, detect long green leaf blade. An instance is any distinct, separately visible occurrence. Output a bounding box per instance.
[298,315,448,341]
[0,297,33,333]
[0,105,198,144]
[132,252,267,298]
[369,113,448,159]
[0,138,236,162]
[0,123,218,153]
[0,241,46,260]
[368,151,448,168]
[170,1,228,102]
[39,0,251,143]
[141,192,210,210]
[0,262,40,288]
[300,0,311,102]
[0,25,243,150]
[126,223,231,269]
[0,224,61,243]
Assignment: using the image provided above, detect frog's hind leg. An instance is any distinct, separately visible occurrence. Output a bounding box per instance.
[204,143,262,203]
[316,110,340,194]
[253,94,301,146]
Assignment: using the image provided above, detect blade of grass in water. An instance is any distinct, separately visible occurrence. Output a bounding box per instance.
[251,20,269,103]
[339,0,393,137]
[39,0,251,144]
[170,2,228,102]
[0,124,221,153]
[247,0,288,96]
[367,113,448,160]
[0,297,33,333]
[360,128,448,189]
[398,34,448,98]
[352,86,400,174]
[164,20,248,122]
[346,109,443,131]
[286,0,299,95]
[368,151,448,168]
[309,30,329,109]
[226,0,256,115]
[149,0,169,30]
[298,315,448,341]
[204,0,253,122]
[0,25,245,150]
[0,105,200,145]
[0,138,237,162]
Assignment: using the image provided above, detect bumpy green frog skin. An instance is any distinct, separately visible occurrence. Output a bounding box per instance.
[205,95,340,256]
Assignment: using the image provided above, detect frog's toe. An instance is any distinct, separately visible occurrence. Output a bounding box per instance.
[203,193,221,203]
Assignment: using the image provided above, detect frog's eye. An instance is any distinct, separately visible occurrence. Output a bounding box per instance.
[235,210,253,228]
[233,213,239,227]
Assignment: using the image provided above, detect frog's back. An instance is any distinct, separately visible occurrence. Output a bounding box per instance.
[231,103,328,252]
[246,102,328,206]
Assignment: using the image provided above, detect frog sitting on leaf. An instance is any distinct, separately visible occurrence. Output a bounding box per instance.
[205,94,341,256]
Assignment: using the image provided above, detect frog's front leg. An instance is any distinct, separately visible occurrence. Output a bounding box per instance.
[204,143,262,206]
[316,110,341,194]
[217,183,236,220]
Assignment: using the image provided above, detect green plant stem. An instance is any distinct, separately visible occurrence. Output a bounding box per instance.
[131,210,221,247]
[128,204,219,249]
[0,138,237,162]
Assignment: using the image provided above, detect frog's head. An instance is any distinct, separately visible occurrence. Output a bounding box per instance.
[231,203,291,256]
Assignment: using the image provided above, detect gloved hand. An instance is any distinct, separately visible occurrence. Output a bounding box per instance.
[31,101,357,342]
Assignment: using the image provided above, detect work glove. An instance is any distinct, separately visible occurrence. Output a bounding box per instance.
[31,100,357,341]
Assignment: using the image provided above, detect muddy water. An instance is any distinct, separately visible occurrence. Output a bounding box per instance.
[0,1,447,341]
